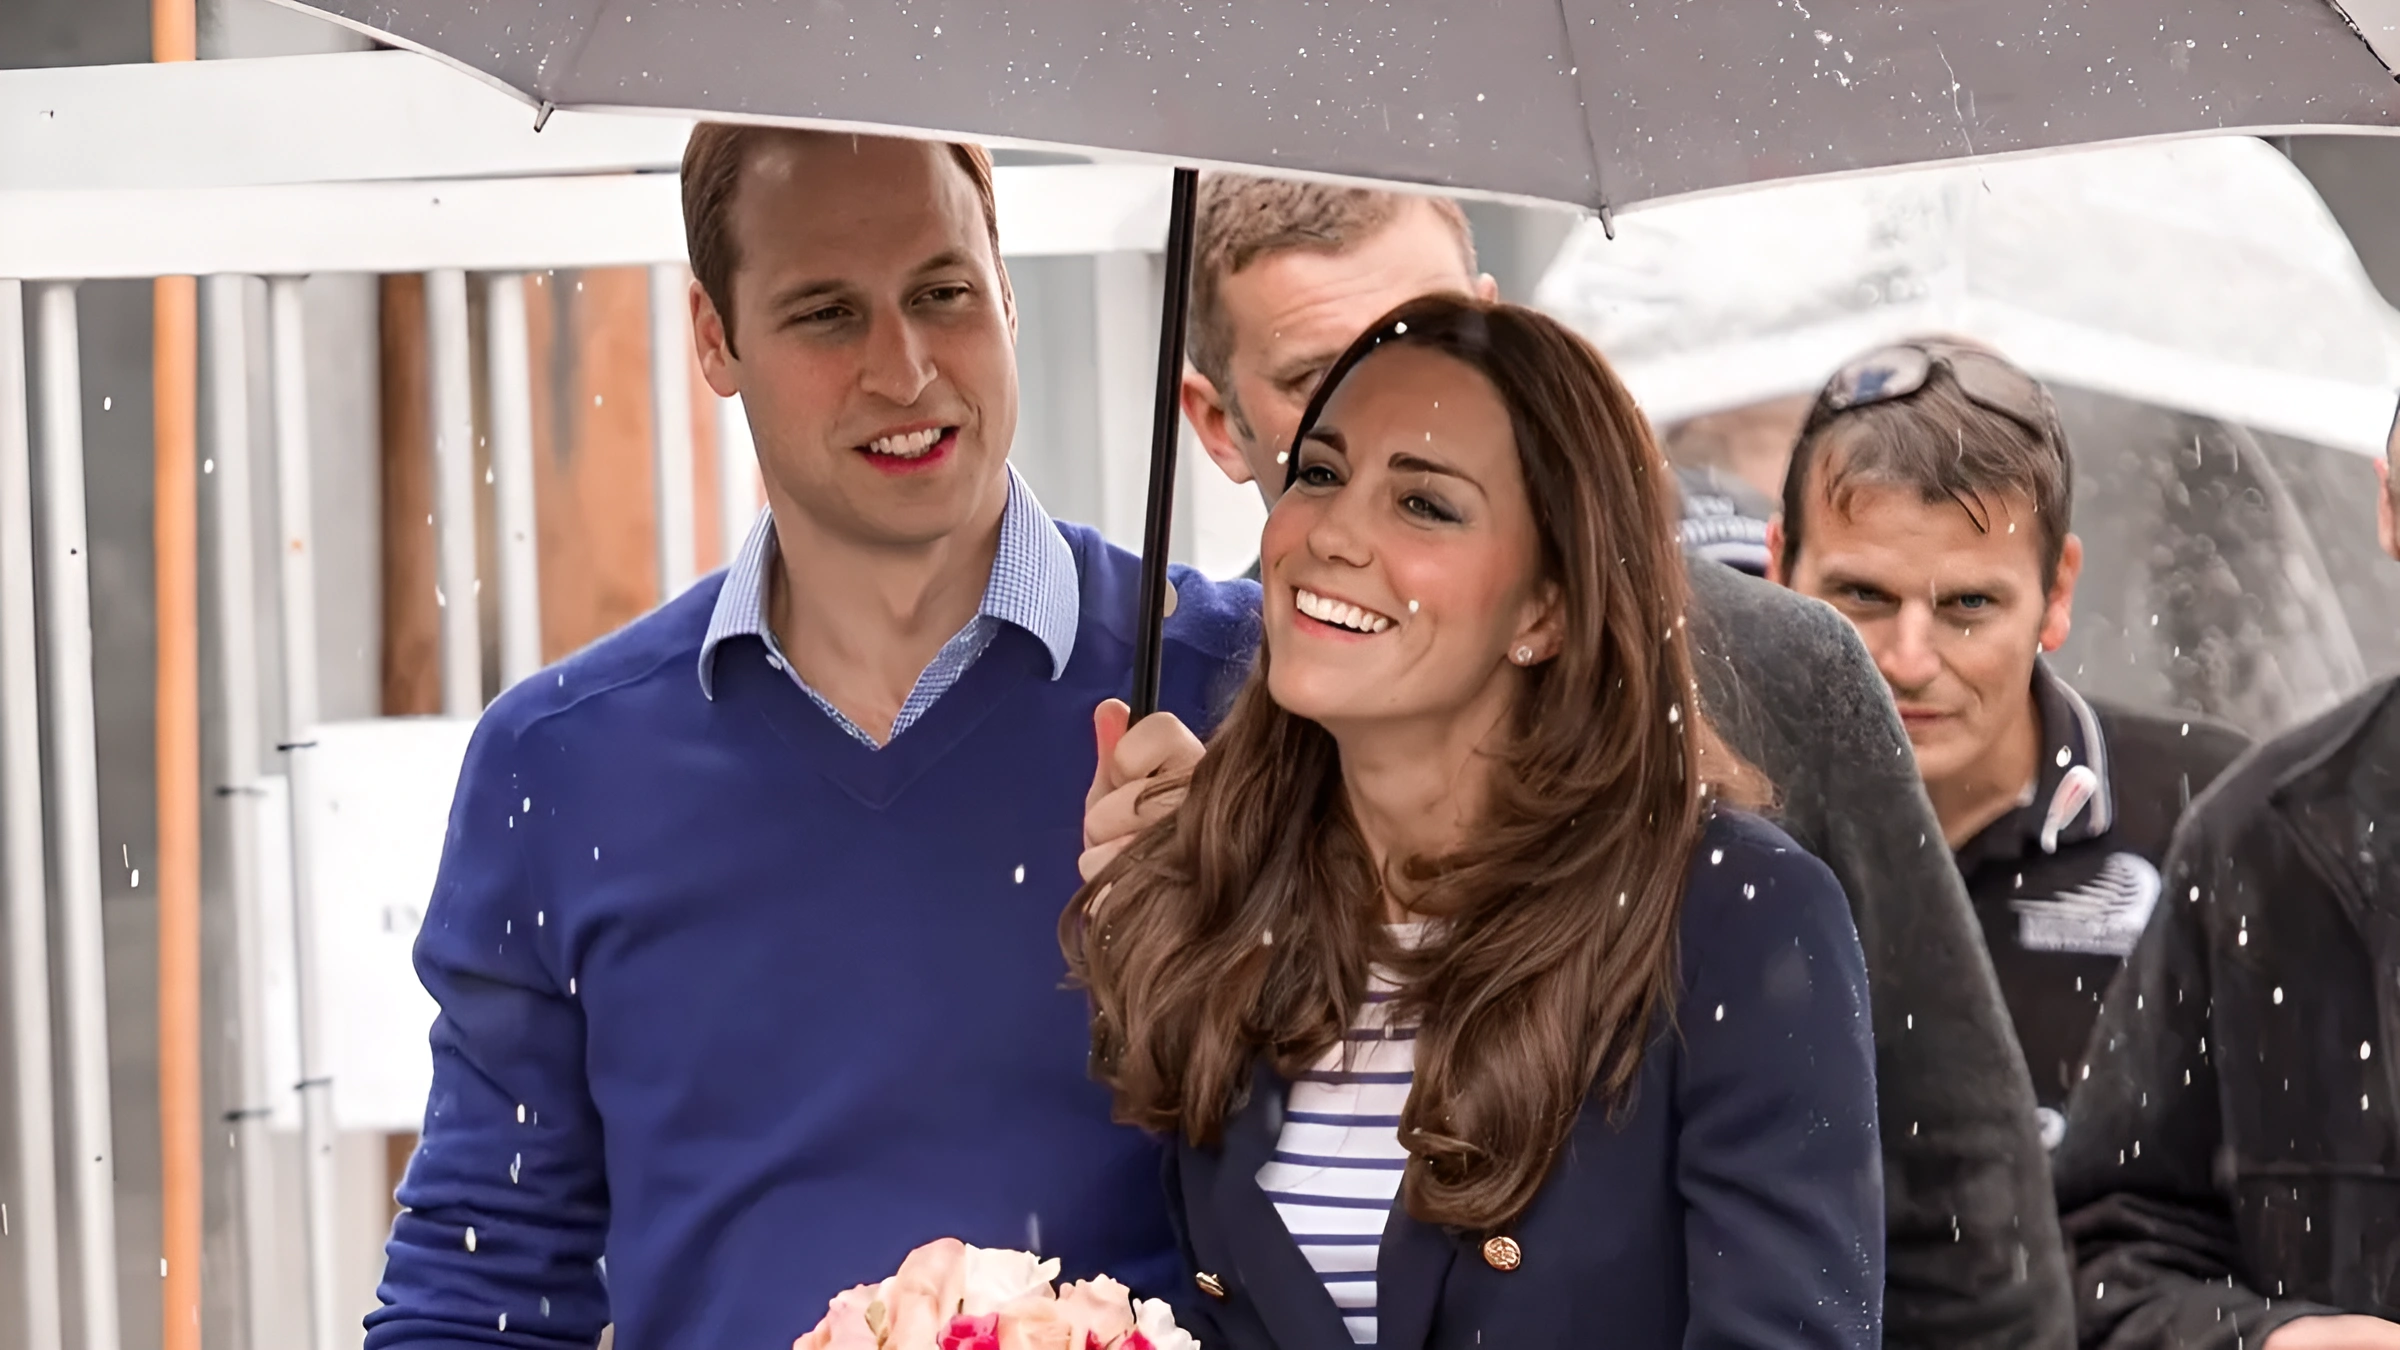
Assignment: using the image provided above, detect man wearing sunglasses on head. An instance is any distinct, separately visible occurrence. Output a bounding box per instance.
[1768,338,2250,1148]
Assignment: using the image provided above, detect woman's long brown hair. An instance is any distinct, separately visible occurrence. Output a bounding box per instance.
[1063,295,1764,1234]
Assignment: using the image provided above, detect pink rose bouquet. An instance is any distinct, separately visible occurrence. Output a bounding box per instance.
[795,1239,1199,1350]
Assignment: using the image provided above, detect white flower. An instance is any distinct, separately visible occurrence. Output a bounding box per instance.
[957,1244,1061,1316]
[1133,1298,1199,1350]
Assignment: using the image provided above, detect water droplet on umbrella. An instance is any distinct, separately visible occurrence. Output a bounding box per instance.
[465,1227,478,1252]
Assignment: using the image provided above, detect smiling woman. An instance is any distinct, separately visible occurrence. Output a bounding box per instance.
[1065,296,1883,1350]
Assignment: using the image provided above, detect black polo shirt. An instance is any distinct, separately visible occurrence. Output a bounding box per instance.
[1954,663,2248,1134]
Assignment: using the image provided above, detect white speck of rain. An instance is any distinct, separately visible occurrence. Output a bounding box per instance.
[1013,865,1026,884]
[593,847,601,861]
[1668,703,1682,725]
[2055,747,2071,767]
[1714,1004,1724,1021]
[1407,599,1420,613]
[2363,1042,2374,1061]
[1710,849,1724,865]
[161,1258,167,1277]
[103,396,112,410]
[516,1104,527,1124]
[568,978,578,995]
[510,1153,521,1184]
[499,1314,508,1331]
[522,797,531,813]
[204,459,213,474]
[537,911,545,926]
[2272,987,2283,1004]
[1907,1014,1914,1030]
[1742,883,1755,899]
[465,1226,478,1252]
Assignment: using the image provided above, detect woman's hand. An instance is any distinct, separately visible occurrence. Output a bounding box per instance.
[1080,699,1206,881]
[2263,1317,2400,1350]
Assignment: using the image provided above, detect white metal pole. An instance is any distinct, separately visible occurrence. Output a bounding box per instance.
[1,279,66,1350]
[713,391,757,566]
[483,273,541,687]
[266,276,341,1350]
[28,279,121,1350]
[424,269,481,717]
[649,263,695,600]
[203,272,283,1350]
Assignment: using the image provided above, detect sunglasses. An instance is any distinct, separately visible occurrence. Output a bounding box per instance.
[1803,341,2065,456]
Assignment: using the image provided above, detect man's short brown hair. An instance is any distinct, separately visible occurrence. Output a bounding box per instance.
[1780,345,2074,587]
[1187,173,1476,396]
[680,123,999,356]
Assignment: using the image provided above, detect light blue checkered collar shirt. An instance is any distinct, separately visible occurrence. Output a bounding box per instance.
[696,466,1080,748]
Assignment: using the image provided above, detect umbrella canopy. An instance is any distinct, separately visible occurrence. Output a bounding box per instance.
[284,1,2400,211]
[1533,135,2400,456]
[280,0,2400,721]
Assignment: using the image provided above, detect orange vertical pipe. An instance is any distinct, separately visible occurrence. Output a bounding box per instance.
[154,4,200,1350]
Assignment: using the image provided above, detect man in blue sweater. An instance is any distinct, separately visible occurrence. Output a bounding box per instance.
[366,126,1257,1349]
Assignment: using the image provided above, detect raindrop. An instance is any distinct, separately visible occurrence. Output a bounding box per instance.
[498,1314,508,1331]
[1713,1004,1725,1022]
[536,911,545,926]
[130,869,140,889]
[1406,600,1420,614]
[594,394,604,407]
[515,1105,526,1124]
[1907,1014,1914,1029]
[1013,865,1025,884]
[1710,850,1724,865]
[103,396,112,411]
[1742,883,1755,899]
[1393,321,1408,334]
[1668,704,1682,725]
[568,977,577,995]
[510,1153,521,1184]
[203,459,214,474]
[465,1226,478,1252]
[2363,1042,2374,1061]
[2055,748,2071,768]
[2272,987,2283,1004]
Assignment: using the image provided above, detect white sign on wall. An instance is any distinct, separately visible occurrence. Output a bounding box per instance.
[252,716,476,1133]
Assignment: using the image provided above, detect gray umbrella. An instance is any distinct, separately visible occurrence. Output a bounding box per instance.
[282,0,2400,710]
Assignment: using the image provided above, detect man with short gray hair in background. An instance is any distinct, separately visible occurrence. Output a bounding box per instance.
[1080,173,2077,1349]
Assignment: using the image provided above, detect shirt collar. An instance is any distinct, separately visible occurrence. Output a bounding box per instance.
[696,465,1080,699]
[1956,659,2117,869]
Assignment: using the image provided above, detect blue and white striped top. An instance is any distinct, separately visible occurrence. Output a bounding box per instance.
[1256,926,1424,1345]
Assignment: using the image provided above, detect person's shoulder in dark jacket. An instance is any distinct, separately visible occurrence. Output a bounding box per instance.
[2054,675,2400,1350]
[2086,698,2251,857]
[1680,555,2077,1350]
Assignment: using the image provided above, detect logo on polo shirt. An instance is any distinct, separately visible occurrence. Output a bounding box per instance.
[2011,852,2162,957]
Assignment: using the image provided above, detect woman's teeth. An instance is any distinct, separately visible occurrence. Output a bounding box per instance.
[865,428,944,458]
[1296,588,1395,634]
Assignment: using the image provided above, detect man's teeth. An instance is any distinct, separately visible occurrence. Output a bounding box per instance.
[1296,588,1395,633]
[865,428,944,458]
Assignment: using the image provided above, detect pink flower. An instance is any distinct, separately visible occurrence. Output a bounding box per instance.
[1119,1335,1155,1350]
[994,1294,1075,1350]
[792,1284,882,1350]
[941,1313,1002,1350]
[885,1239,969,1347]
[1055,1276,1137,1347]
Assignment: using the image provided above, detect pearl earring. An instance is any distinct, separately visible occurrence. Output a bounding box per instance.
[1514,645,1535,665]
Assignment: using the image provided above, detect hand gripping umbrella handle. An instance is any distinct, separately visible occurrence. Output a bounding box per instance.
[1130,167,1200,721]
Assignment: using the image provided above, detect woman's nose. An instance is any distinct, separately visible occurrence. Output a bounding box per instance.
[1305,485,1374,568]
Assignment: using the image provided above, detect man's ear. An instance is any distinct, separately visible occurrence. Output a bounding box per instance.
[1764,515,1789,587]
[2040,533,2084,652]
[1474,272,1500,303]
[998,258,1018,343]
[691,278,739,398]
[1182,369,1256,487]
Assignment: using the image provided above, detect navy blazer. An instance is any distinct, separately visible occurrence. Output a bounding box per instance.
[1162,809,1883,1350]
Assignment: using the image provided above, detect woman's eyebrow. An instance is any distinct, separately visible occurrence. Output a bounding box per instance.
[1388,451,1481,490]
[1303,426,1348,452]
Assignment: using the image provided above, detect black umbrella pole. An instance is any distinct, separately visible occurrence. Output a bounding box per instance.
[1130,167,1201,720]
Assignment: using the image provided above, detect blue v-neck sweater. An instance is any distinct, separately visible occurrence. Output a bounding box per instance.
[367,524,1259,1350]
